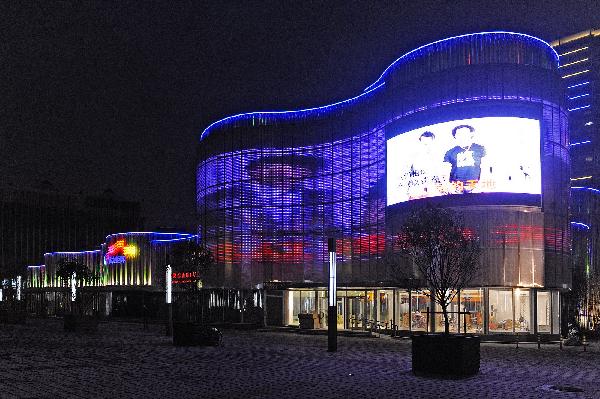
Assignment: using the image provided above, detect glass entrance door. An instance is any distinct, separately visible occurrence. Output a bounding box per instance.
[347,296,365,329]
[336,298,344,329]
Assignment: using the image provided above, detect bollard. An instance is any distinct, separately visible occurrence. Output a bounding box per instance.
[560,336,563,350]
[515,334,519,349]
[583,335,587,352]
[537,334,541,349]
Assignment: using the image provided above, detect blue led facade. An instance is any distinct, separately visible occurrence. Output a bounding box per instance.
[198,32,572,335]
[199,32,570,292]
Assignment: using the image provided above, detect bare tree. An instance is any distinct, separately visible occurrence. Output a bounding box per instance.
[398,204,480,334]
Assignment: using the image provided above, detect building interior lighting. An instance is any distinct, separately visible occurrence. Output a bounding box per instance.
[558,47,589,57]
[585,121,594,126]
[571,176,593,181]
[562,70,590,79]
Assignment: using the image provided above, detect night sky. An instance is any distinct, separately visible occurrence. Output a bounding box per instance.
[2,1,598,230]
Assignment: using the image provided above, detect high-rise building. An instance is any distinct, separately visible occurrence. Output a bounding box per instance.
[552,29,600,327]
[0,187,142,279]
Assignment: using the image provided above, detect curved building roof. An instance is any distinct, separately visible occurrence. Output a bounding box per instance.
[200,31,559,142]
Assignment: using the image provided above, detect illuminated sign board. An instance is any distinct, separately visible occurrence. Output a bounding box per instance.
[386,117,541,206]
[104,239,139,264]
[172,272,198,284]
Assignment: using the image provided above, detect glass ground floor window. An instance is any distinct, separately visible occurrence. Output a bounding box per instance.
[283,286,560,335]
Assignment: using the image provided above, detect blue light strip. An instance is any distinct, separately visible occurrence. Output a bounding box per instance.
[571,221,591,230]
[566,81,590,89]
[364,31,559,92]
[105,231,194,240]
[569,93,590,100]
[570,140,591,146]
[200,32,556,142]
[152,235,199,244]
[568,105,591,112]
[572,186,600,194]
[200,82,385,141]
[27,265,45,269]
[44,250,101,256]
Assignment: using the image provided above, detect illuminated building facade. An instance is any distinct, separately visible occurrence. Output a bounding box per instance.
[26,232,195,316]
[551,30,600,272]
[551,29,600,328]
[198,32,570,337]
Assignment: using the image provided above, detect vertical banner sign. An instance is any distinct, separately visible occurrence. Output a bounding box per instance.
[166,265,172,304]
[71,272,76,302]
[16,275,22,301]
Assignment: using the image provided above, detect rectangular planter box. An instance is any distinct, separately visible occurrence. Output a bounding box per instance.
[298,313,315,330]
[64,315,99,333]
[412,334,480,378]
[173,322,222,346]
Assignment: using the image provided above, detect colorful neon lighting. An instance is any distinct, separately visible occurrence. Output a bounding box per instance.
[365,32,558,91]
[105,239,139,264]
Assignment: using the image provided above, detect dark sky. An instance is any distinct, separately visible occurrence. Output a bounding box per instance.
[2,1,598,230]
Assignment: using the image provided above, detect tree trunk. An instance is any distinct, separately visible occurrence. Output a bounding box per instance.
[442,304,450,335]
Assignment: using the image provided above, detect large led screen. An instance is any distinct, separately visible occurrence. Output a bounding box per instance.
[387,117,541,206]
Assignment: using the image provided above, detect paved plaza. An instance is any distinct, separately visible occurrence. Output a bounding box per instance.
[1,319,599,398]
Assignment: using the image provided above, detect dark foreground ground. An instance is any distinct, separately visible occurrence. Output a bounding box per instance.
[1,319,599,399]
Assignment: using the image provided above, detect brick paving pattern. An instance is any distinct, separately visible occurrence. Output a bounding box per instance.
[1,319,599,398]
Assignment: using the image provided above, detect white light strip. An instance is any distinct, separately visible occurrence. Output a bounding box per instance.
[571,176,592,181]
[558,46,588,57]
[559,58,589,68]
[166,265,172,304]
[562,70,590,79]
[328,252,337,307]
[568,105,591,112]
[569,93,590,100]
[567,81,590,89]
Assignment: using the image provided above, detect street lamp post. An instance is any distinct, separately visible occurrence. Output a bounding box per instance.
[166,264,173,336]
[328,238,337,352]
